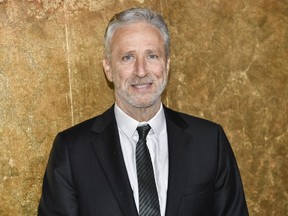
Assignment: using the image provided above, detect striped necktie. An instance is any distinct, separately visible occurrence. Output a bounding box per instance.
[136,124,161,216]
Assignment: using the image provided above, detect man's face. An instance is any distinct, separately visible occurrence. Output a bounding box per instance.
[103,21,170,110]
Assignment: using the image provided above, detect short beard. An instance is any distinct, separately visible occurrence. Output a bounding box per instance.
[116,75,168,108]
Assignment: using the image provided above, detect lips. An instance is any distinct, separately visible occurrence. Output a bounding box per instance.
[130,76,154,90]
[132,83,152,89]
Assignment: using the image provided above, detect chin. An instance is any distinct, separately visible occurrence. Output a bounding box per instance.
[129,98,159,109]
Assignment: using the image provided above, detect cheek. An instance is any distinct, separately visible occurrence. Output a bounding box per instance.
[112,69,129,86]
[151,64,167,79]
[114,64,134,80]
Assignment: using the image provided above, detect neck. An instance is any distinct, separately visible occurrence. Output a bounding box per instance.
[116,100,161,122]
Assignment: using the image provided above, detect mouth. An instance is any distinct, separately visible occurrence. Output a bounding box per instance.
[130,77,154,91]
[132,83,152,89]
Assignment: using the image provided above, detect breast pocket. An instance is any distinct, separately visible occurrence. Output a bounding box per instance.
[177,184,214,216]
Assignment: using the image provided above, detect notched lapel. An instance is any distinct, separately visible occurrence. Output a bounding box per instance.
[90,107,138,216]
[164,107,193,216]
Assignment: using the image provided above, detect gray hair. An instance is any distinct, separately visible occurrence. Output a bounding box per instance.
[104,8,170,59]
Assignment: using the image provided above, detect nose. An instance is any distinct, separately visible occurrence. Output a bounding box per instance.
[134,57,148,77]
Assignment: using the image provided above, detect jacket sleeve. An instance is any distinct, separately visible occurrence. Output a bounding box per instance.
[38,133,79,216]
[213,126,249,216]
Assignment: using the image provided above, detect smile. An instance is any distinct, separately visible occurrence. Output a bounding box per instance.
[132,83,152,89]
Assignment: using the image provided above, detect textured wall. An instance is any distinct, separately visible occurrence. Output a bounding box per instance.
[0,0,287,215]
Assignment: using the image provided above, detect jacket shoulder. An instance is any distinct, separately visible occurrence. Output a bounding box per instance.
[59,106,115,140]
[164,106,221,130]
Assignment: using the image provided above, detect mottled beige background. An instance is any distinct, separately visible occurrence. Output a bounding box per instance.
[0,0,287,215]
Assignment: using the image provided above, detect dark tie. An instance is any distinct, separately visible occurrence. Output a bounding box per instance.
[136,124,161,216]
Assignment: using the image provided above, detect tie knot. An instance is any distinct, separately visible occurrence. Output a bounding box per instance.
[136,124,151,140]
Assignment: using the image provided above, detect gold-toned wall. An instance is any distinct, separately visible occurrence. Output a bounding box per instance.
[0,0,287,215]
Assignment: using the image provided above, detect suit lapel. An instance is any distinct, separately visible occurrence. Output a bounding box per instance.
[164,107,193,216]
[90,106,138,216]
[88,106,192,216]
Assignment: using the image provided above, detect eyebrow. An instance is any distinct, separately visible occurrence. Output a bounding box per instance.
[146,49,164,55]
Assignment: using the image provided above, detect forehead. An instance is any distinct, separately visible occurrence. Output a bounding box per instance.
[110,21,165,51]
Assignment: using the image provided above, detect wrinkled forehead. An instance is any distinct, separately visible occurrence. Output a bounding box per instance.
[111,21,164,40]
[110,22,166,53]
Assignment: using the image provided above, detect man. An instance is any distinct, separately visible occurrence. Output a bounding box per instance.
[38,7,249,216]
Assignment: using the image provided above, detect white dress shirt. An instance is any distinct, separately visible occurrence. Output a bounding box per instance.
[114,104,169,216]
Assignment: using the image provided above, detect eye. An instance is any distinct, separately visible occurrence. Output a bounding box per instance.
[148,54,159,60]
[121,54,134,62]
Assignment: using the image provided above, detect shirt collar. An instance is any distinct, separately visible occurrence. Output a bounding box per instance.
[114,103,166,138]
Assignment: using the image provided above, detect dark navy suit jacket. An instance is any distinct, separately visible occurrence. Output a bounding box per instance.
[38,105,249,216]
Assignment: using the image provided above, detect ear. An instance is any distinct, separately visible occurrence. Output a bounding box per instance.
[103,58,113,82]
